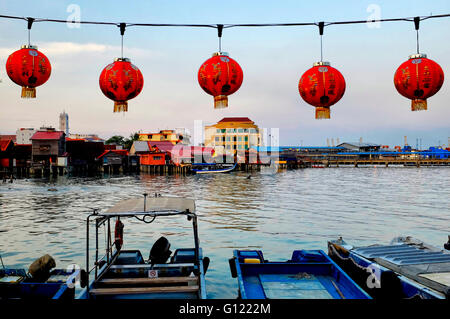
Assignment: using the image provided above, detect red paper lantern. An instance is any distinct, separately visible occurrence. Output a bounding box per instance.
[5,45,51,98]
[198,52,243,109]
[394,54,444,111]
[298,62,346,119]
[99,58,144,113]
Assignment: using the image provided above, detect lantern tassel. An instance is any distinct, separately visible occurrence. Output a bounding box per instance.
[315,107,330,119]
[411,99,427,111]
[21,87,36,98]
[214,95,228,109]
[114,101,128,113]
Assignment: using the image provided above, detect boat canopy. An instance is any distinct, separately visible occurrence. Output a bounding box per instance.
[104,196,196,216]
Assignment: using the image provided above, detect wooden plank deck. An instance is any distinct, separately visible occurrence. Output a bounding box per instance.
[99,276,198,285]
[90,285,199,295]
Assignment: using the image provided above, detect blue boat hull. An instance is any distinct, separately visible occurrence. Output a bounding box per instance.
[78,249,207,299]
[327,238,448,299]
[0,268,76,300]
[192,163,237,174]
[229,250,371,299]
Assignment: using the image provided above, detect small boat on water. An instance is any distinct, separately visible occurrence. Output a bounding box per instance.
[0,254,84,299]
[191,162,237,174]
[328,236,450,299]
[228,249,371,299]
[77,195,208,299]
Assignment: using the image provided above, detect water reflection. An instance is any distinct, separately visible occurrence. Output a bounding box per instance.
[0,167,449,298]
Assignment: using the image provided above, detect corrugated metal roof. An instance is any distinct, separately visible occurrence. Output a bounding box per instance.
[353,244,450,266]
[132,141,150,153]
[338,142,381,148]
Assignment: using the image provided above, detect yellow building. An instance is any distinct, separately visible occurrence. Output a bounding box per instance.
[138,129,190,145]
[204,117,262,155]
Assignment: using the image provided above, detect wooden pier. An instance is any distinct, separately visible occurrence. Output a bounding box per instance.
[140,164,191,175]
[321,158,450,167]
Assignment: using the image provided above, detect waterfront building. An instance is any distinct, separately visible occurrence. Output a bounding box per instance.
[136,141,174,166]
[96,149,129,166]
[204,117,262,155]
[66,139,105,168]
[0,139,14,168]
[138,129,190,145]
[139,152,167,166]
[175,128,191,145]
[30,127,66,167]
[16,128,37,145]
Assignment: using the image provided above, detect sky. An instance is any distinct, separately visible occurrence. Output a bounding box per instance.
[0,0,449,148]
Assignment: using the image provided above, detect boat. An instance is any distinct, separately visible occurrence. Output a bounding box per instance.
[228,249,371,299]
[0,255,84,299]
[191,162,237,174]
[77,195,208,299]
[327,236,450,299]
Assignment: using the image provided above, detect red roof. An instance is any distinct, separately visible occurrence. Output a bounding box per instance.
[31,131,64,140]
[0,135,16,143]
[218,117,253,123]
[0,140,12,152]
[96,149,129,160]
[148,141,175,153]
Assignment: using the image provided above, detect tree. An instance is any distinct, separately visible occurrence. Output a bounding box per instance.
[105,135,125,146]
[123,132,140,150]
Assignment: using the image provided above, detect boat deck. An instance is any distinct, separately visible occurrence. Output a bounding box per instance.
[231,250,371,299]
[328,237,450,299]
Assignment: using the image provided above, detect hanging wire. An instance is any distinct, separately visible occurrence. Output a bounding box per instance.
[0,13,448,30]
[119,23,126,59]
[416,29,420,54]
[26,17,34,46]
[414,16,421,54]
[320,35,323,61]
[0,12,448,57]
[217,24,224,52]
[318,22,324,62]
[121,35,124,58]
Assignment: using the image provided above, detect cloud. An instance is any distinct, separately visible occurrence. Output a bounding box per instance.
[0,41,160,59]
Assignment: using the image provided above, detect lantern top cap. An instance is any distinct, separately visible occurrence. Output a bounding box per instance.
[313,61,330,67]
[114,57,131,62]
[21,44,37,50]
[212,52,229,57]
[409,53,427,59]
